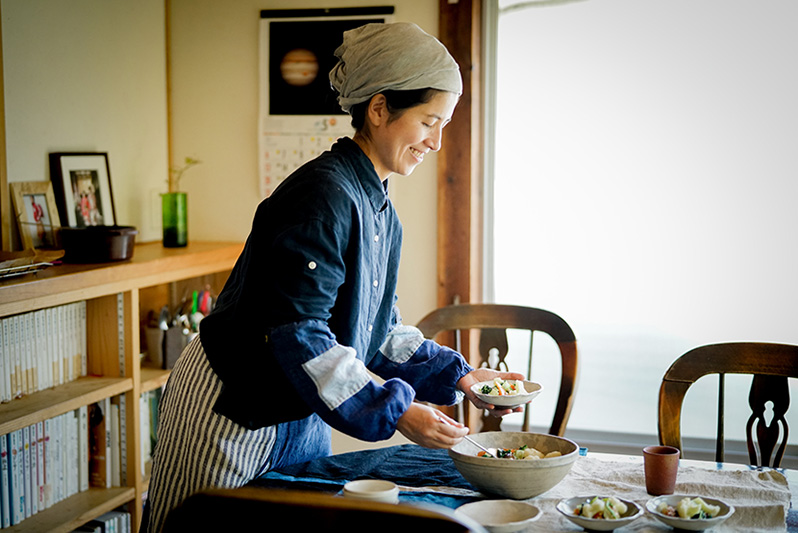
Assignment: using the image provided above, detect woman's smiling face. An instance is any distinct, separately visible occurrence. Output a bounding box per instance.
[365,90,459,180]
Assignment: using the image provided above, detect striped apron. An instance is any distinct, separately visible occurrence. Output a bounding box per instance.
[143,336,276,533]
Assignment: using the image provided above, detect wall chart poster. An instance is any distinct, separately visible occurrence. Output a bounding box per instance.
[259,6,394,198]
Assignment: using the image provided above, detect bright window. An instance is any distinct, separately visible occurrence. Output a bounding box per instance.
[489,0,798,455]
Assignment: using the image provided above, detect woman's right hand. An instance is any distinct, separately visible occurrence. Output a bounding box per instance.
[396,403,468,449]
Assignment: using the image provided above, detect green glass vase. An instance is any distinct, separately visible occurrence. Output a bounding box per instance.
[162,192,188,247]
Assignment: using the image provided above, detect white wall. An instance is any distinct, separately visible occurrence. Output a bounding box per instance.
[2,0,168,243]
[167,0,440,330]
[3,0,442,455]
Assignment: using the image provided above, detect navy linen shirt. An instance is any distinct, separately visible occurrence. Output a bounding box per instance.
[200,137,472,442]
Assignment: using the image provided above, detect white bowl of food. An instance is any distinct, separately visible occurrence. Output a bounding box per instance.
[456,500,541,533]
[556,496,643,531]
[448,431,579,499]
[471,378,543,408]
[646,495,734,531]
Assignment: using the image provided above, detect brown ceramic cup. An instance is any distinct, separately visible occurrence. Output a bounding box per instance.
[643,445,680,495]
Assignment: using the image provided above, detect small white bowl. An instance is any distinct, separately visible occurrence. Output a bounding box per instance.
[556,496,643,531]
[342,479,399,504]
[456,500,541,533]
[471,380,543,408]
[646,495,734,531]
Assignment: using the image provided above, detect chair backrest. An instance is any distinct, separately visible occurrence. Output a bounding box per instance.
[162,487,488,533]
[658,341,798,467]
[416,303,578,436]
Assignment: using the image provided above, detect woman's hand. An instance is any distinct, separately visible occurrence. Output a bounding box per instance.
[458,368,526,417]
[396,403,468,449]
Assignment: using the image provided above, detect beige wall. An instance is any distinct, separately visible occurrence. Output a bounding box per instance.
[2,0,168,243]
[167,0,440,327]
[167,0,439,454]
[3,0,442,453]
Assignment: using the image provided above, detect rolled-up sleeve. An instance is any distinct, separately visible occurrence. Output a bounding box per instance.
[268,319,416,441]
[368,323,474,407]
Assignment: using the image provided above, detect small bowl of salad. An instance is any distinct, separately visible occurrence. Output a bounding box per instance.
[556,496,643,531]
[646,495,734,531]
[471,378,543,408]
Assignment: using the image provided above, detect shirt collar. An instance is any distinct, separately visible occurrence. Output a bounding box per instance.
[333,137,389,213]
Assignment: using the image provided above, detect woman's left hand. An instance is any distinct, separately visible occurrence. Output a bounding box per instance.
[458,368,526,417]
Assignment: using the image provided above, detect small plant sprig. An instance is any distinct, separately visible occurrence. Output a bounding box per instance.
[168,156,201,192]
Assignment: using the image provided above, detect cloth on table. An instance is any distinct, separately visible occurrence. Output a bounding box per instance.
[251,444,793,531]
[252,443,481,508]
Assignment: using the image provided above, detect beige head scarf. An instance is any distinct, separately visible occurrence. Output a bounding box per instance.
[329,22,463,114]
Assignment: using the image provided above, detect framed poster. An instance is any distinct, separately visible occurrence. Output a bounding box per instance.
[258,7,394,197]
[9,181,61,250]
[49,152,117,228]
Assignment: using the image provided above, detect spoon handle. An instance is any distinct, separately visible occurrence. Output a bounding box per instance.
[437,417,494,457]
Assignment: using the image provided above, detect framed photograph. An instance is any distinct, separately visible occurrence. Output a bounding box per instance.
[9,181,62,250]
[49,152,116,228]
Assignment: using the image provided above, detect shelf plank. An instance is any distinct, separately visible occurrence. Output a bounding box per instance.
[141,367,170,393]
[0,241,243,316]
[4,486,135,533]
[0,376,132,435]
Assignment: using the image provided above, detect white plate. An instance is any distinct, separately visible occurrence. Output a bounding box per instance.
[646,495,734,531]
[471,380,542,408]
[556,496,643,531]
[456,500,541,533]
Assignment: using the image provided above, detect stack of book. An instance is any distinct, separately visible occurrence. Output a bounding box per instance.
[0,301,87,402]
[72,509,131,532]
[0,398,125,528]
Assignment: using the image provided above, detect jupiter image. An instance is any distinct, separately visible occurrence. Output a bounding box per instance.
[280,48,319,86]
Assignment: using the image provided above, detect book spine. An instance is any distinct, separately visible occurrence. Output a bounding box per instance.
[46,307,56,389]
[1,434,10,528]
[36,421,45,511]
[43,418,52,508]
[1,318,9,403]
[53,414,63,504]
[79,405,89,492]
[80,301,87,376]
[22,426,31,519]
[9,429,23,525]
[104,397,112,488]
[28,424,38,516]
[10,316,21,399]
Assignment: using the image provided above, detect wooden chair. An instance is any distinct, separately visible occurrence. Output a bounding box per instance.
[658,341,798,467]
[162,487,488,532]
[416,303,578,436]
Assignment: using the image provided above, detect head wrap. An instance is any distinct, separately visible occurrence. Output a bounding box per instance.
[329,22,463,114]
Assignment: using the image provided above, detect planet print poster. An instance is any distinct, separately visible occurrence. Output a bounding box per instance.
[258,7,394,198]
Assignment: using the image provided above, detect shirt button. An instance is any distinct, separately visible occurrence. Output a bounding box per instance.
[373,280,378,287]
[308,261,317,270]
[368,325,373,332]
[374,235,380,242]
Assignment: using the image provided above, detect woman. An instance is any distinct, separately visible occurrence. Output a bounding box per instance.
[144,22,523,532]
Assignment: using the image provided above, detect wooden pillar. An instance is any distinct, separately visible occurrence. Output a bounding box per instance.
[437,0,483,310]
[438,0,484,429]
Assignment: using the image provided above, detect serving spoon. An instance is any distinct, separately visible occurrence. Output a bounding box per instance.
[437,417,494,458]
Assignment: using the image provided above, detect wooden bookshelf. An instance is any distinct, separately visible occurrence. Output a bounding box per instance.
[0,241,242,532]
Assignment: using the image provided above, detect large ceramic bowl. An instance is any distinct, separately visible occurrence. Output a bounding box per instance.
[471,380,543,408]
[646,495,734,531]
[448,432,579,499]
[556,496,643,531]
[456,500,541,533]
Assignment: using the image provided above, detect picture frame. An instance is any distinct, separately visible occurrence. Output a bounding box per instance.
[49,152,116,228]
[9,181,62,250]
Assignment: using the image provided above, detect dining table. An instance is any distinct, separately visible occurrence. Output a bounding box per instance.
[251,443,796,532]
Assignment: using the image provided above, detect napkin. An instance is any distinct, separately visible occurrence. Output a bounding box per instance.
[533,455,791,532]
